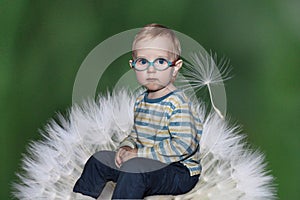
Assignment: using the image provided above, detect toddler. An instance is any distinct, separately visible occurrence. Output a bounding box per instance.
[73,23,202,199]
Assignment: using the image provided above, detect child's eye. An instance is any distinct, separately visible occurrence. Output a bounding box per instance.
[138,58,148,65]
[157,58,167,65]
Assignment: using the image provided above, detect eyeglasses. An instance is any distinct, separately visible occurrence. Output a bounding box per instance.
[131,58,177,71]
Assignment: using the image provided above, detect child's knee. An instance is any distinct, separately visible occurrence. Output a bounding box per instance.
[93,150,115,160]
[119,157,142,173]
[120,157,167,173]
[91,150,116,168]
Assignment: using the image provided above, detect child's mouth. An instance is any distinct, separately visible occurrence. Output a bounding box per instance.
[146,78,158,82]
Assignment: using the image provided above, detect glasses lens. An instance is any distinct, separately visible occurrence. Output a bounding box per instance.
[134,58,149,70]
[154,58,170,70]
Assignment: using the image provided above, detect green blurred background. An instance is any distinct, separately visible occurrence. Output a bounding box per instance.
[1,0,299,199]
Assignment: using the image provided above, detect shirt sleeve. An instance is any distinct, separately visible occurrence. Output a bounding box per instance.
[118,128,138,149]
[118,96,141,149]
[137,103,202,163]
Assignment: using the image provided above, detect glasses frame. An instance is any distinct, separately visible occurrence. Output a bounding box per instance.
[131,57,178,71]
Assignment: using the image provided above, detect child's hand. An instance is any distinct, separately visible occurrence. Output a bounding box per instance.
[121,148,137,164]
[115,147,137,168]
[115,147,127,168]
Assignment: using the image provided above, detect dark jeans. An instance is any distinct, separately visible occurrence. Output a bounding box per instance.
[73,151,199,199]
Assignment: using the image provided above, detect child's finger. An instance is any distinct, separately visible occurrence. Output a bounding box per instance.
[115,150,123,168]
[119,148,127,158]
[121,151,134,163]
[115,158,121,168]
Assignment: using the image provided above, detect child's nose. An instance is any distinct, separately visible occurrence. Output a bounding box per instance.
[147,65,156,73]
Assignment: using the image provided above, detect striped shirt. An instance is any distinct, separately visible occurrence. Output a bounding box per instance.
[119,90,202,176]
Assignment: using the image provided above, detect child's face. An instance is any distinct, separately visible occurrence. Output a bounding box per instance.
[130,36,182,93]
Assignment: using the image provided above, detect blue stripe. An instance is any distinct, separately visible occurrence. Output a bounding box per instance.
[172,109,189,115]
[136,131,170,141]
[169,122,200,133]
[151,148,158,160]
[172,109,202,124]
[135,120,168,130]
[155,135,171,140]
[169,121,192,126]
[185,157,200,164]
[160,101,176,110]
[159,143,171,162]
[192,115,202,123]
[173,93,186,103]
[136,131,156,140]
[171,132,192,138]
[170,142,181,156]
[189,167,201,172]
[192,136,200,146]
[176,139,193,154]
[197,129,203,135]
[135,108,170,118]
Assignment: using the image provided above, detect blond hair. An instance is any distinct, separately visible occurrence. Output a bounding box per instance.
[132,23,181,59]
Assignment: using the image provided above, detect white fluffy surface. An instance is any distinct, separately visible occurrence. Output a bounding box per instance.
[12,89,275,200]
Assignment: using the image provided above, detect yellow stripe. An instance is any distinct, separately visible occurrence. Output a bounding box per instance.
[141,103,174,114]
[195,121,203,128]
[170,115,192,120]
[169,128,195,133]
[165,95,188,105]
[136,95,144,101]
[165,141,173,156]
[136,125,156,133]
[136,126,170,136]
[138,140,154,146]
[135,115,165,124]
[155,147,165,161]
[171,142,188,154]
[164,96,180,105]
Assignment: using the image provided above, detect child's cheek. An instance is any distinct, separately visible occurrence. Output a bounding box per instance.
[135,71,147,85]
[160,71,173,84]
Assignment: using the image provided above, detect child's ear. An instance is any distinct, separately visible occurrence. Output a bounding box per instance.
[172,59,183,76]
[129,60,133,69]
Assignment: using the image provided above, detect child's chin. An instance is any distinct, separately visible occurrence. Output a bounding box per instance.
[145,84,163,92]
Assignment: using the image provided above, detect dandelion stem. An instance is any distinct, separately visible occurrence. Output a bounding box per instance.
[207,83,224,119]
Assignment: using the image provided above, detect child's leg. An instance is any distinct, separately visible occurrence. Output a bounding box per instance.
[144,162,200,196]
[73,150,119,199]
[112,157,168,199]
[111,158,199,199]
